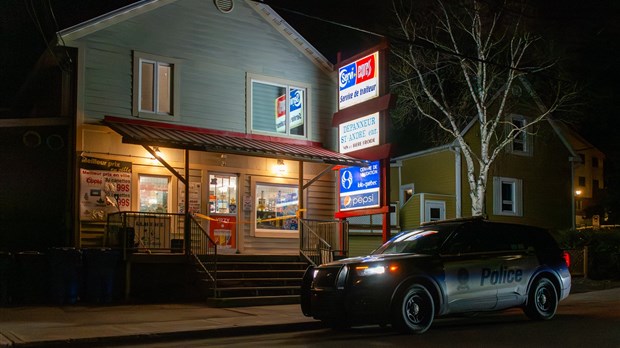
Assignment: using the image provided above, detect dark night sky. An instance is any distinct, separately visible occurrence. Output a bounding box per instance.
[2,0,618,157]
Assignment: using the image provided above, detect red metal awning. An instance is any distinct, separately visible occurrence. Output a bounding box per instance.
[103,116,367,166]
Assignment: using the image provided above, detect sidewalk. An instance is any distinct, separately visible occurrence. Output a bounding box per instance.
[1,278,619,347]
[0,303,321,347]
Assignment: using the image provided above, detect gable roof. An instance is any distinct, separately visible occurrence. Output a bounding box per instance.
[395,76,581,162]
[57,0,334,74]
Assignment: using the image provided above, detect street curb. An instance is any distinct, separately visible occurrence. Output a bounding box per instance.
[4,321,325,347]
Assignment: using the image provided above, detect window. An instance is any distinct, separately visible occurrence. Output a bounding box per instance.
[506,115,532,156]
[133,51,180,121]
[578,176,586,187]
[400,183,414,207]
[592,156,599,168]
[253,180,299,238]
[139,175,170,213]
[248,74,308,138]
[425,200,446,222]
[493,177,522,216]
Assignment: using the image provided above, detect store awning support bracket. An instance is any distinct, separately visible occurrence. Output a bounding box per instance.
[142,145,188,186]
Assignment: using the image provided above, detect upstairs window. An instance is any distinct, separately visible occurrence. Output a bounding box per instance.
[592,156,599,168]
[133,51,180,121]
[506,115,532,156]
[248,74,308,138]
[578,176,586,187]
[493,176,523,216]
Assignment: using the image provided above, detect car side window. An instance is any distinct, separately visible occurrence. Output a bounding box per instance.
[443,226,487,254]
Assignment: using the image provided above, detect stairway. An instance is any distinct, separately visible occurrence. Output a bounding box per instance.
[201,254,310,307]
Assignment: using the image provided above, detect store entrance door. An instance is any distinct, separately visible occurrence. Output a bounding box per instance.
[208,173,238,253]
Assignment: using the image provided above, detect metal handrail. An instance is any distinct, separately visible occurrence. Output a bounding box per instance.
[189,215,217,288]
[300,219,349,266]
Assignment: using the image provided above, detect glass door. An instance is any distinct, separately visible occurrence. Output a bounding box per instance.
[208,173,238,253]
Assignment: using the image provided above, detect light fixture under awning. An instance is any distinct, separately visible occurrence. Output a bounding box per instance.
[102,116,368,166]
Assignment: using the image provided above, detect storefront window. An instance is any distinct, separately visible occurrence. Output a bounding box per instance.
[209,174,238,214]
[139,175,169,212]
[255,183,298,232]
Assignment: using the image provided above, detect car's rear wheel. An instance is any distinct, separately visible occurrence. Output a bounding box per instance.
[392,284,434,334]
[524,277,558,320]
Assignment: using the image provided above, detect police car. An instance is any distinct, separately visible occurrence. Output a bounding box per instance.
[300,218,571,334]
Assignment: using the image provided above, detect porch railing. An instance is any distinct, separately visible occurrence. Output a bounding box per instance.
[106,211,217,285]
[299,218,349,266]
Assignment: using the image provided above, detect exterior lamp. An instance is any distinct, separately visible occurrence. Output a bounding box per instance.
[274,159,286,175]
[575,190,582,196]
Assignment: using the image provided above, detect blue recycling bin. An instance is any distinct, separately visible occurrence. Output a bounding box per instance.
[49,248,82,305]
[83,248,120,303]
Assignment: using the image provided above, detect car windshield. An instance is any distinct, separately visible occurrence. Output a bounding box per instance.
[371,226,454,255]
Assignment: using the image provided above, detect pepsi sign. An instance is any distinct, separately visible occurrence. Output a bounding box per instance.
[338,52,379,110]
[339,161,380,211]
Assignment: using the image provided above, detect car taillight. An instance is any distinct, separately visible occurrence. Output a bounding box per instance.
[562,251,571,268]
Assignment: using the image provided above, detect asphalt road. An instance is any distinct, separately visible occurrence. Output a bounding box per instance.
[115,288,620,348]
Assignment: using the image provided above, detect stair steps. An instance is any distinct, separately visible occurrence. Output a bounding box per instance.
[199,254,309,307]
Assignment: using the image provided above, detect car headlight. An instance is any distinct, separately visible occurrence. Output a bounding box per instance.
[355,264,399,277]
[356,265,386,276]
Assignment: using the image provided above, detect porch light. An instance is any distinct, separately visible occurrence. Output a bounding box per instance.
[150,146,165,163]
[575,190,582,196]
[273,159,286,175]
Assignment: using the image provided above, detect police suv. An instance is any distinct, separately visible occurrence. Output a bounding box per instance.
[301,218,571,334]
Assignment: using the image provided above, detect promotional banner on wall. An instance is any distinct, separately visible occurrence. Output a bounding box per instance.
[79,156,132,221]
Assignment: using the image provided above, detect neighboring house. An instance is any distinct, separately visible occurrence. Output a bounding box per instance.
[389,82,584,232]
[7,0,365,254]
[554,122,606,227]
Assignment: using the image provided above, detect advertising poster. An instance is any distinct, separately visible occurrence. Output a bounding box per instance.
[275,94,286,133]
[178,181,202,215]
[289,88,304,129]
[79,156,132,221]
[209,215,237,253]
[339,161,381,211]
[275,89,304,133]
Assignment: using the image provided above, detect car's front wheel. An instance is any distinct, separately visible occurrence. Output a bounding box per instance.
[392,284,434,334]
[524,277,558,320]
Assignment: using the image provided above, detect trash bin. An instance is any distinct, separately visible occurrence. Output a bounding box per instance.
[14,251,49,304]
[83,248,120,303]
[0,252,13,306]
[49,247,82,305]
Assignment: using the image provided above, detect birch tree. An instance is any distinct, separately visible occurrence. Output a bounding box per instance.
[390,0,571,216]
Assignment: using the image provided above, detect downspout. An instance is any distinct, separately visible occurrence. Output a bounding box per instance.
[450,146,462,218]
[570,156,576,230]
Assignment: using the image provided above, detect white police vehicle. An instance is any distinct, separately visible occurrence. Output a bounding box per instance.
[300,218,571,334]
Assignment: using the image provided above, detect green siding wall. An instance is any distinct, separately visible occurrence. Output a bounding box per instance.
[459,122,573,230]
[399,150,456,196]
